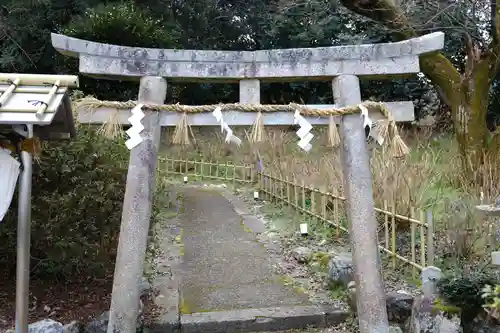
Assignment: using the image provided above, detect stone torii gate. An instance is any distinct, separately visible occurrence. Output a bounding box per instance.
[51,32,444,333]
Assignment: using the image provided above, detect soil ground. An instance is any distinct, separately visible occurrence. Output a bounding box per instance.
[0,269,112,331]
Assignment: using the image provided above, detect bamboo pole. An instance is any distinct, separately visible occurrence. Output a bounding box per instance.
[36,80,60,117]
[321,186,327,229]
[426,211,434,266]
[334,192,340,237]
[384,200,389,249]
[0,73,78,87]
[419,209,426,268]
[310,184,316,223]
[411,207,416,278]
[0,78,20,106]
[391,199,396,269]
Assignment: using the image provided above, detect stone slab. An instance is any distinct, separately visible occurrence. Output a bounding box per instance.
[476,204,500,217]
[179,305,349,333]
[240,215,267,234]
[76,101,415,127]
[51,32,444,80]
[220,191,253,216]
[77,53,421,79]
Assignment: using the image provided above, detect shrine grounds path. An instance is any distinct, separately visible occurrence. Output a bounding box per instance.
[148,185,348,333]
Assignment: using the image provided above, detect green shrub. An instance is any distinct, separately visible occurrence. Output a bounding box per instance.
[57,1,180,101]
[0,126,129,278]
[437,269,498,328]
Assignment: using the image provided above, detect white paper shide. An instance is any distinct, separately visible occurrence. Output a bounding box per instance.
[212,107,242,146]
[0,148,20,221]
[125,103,145,150]
[359,103,385,145]
[293,110,313,152]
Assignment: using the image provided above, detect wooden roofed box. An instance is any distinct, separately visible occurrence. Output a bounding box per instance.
[0,73,79,140]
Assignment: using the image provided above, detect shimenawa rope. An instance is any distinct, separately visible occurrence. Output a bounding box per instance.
[73,97,409,157]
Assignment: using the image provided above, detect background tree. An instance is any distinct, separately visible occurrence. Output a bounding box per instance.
[335,0,500,185]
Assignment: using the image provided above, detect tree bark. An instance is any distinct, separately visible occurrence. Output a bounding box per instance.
[338,0,500,182]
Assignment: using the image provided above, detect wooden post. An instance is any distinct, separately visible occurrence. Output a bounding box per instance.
[426,211,434,266]
[333,75,389,333]
[107,76,167,333]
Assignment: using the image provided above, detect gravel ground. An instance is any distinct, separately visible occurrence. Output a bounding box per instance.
[233,186,420,295]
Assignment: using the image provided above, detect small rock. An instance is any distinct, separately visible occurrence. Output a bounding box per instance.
[291,246,313,263]
[327,252,353,285]
[63,321,81,333]
[407,295,462,333]
[346,280,357,312]
[345,282,413,324]
[84,307,145,333]
[84,311,109,333]
[6,319,64,333]
[390,326,404,333]
[139,277,151,296]
[471,320,500,333]
[386,291,414,324]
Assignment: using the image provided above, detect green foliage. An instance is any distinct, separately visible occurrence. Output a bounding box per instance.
[63,2,178,47]
[0,0,90,73]
[0,126,129,278]
[58,2,180,101]
[482,284,500,320]
[437,270,498,324]
[433,297,462,314]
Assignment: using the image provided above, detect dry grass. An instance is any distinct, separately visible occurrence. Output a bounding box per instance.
[158,125,500,268]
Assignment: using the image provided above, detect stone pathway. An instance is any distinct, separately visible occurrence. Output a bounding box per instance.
[148,186,347,333]
[180,187,309,312]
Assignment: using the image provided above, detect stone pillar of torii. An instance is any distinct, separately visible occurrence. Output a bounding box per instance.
[51,31,444,333]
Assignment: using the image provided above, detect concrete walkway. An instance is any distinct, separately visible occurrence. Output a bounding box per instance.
[179,187,309,313]
[150,186,347,333]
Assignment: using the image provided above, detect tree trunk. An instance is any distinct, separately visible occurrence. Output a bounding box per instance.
[455,60,491,182]
[421,52,491,182]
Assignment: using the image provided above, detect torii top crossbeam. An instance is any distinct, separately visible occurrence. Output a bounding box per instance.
[51,32,444,81]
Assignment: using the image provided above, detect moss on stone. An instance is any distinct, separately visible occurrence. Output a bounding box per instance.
[179,299,191,314]
[310,251,331,271]
[240,218,253,233]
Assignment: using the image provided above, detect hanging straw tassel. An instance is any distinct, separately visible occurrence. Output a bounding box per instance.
[388,122,410,158]
[250,111,265,142]
[172,112,194,145]
[97,111,123,139]
[328,116,341,147]
[373,103,410,158]
[371,119,389,145]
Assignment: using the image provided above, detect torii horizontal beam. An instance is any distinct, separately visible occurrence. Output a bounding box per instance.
[51,32,444,81]
[77,101,414,126]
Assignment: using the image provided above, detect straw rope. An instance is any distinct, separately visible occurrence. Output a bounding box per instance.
[74,97,409,157]
[74,97,386,117]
